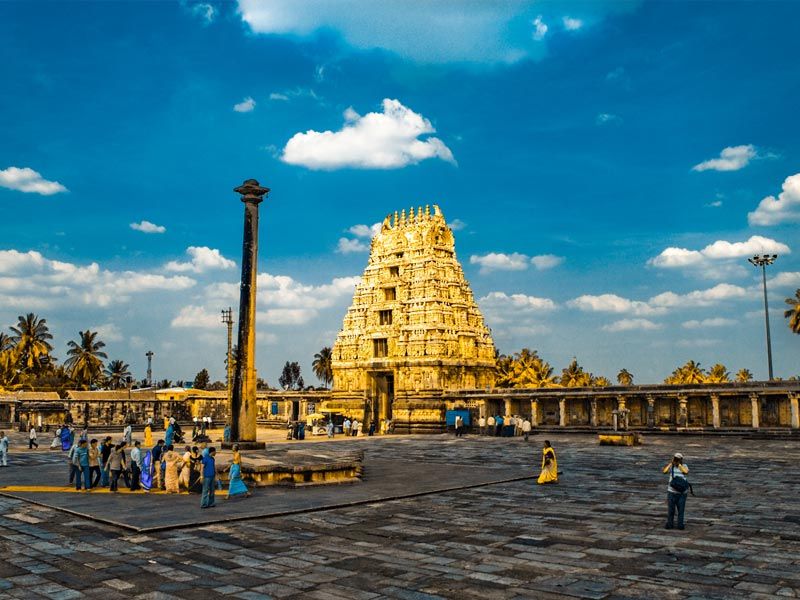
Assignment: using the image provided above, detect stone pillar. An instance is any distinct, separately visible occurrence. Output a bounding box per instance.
[677,395,688,428]
[710,394,720,429]
[646,394,655,428]
[559,398,566,427]
[229,179,270,449]
[590,398,598,427]
[790,393,800,429]
[504,397,513,420]
[750,393,760,429]
[530,399,539,427]
[617,395,628,430]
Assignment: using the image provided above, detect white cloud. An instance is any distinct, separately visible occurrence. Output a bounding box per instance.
[0,166,67,195]
[165,246,236,273]
[470,252,529,274]
[649,283,748,308]
[706,200,723,208]
[347,223,382,238]
[568,294,663,316]
[596,113,622,126]
[260,308,317,325]
[681,318,736,329]
[93,323,124,342]
[562,16,583,30]
[336,238,370,254]
[530,254,564,270]
[532,15,548,40]
[479,291,557,312]
[676,339,720,348]
[130,220,166,234]
[771,271,800,288]
[233,96,256,113]
[269,92,289,101]
[171,305,221,329]
[602,318,662,332]
[649,235,790,278]
[448,218,467,231]
[191,2,217,24]
[692,144,756,172]
[281,99,455,170]
[748,173,800,226]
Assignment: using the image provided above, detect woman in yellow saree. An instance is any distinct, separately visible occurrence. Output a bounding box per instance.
[144,424,153,447]
[537,440,558,484]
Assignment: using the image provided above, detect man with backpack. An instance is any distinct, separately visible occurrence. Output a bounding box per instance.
[662,452,689,530]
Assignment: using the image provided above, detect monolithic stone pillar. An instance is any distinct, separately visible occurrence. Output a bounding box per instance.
[230,179,269,448]
[678,395,688,428]
[530,399,539,426]
[750,393,760,429]
[790,393,800,429]
[590,398,598,427]
[710,394,720,429]
[504,397,512,419]
[617,395,628,430]
[559,398,566,427]
[646,394,655,428]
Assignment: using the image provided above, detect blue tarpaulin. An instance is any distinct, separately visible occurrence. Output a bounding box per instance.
[445,409,471,426]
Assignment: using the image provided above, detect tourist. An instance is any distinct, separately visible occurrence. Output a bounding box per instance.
[163,444,181,493]
[343,417,351,436]
[144,422,153,447]
[188,446,203,493]
[88,439,102,488]
[0,431,8,467]
[200,447,217,508]
[326,420,334,438]
[50,426,61,449]
[60,425,72,451]
[478,415,486,435]
[351,419,360,436]
[79,427,88,442]
[141,447,153,493]
[151,440,165,490]
[454,414,463,437]
[163,416,169,431]
[179,445,192,489]
[99,436,113,486]
[495,414,503,437]
[106,442,129,492]
[165,422,175,448]
[507,415,516,437]
[67,440,79,484]
[487,415,495,436]
[537,440,558,485]
[663,452,690,530]
[29,425,39,449]
[223,423,231,443]
[73,440,91,491]
[130,441,143,491]
[123,423,133,446]
[226,444,251,500]
[521,418,532,442]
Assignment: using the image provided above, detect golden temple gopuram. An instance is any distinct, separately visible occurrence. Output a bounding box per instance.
[325,205,496,433]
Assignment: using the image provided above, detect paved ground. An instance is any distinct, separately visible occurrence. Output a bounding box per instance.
[1,432,799,599]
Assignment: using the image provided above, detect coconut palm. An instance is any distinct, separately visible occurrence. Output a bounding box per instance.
[9,313,54,374]
[65,330,107,388]
[785,289,800,334]
[560,358,591,387]
[666,360,705,385]
[706,363,730,384]
[617,368,634,386]
[512,353,558,388]
[104,359,132,389]
[312,347,333,388]
[592,376,612,387]
[735,368,753,383]
[495,354,515,387]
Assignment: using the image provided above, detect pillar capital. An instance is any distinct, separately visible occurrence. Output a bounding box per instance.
[234,179,270,204]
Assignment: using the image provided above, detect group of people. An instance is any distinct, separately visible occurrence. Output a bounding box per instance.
[474,415,533,440]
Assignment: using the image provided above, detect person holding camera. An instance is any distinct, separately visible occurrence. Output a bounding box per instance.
[662,452,689,530]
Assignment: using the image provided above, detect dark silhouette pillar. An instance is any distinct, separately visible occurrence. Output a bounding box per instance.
[229,178,269,449]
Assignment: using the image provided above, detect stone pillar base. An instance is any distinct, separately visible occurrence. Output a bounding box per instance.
[221,441,266,451]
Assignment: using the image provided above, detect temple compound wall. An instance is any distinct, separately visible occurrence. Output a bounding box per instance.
[326,205,497,433]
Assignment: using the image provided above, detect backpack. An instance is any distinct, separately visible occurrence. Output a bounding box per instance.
[670,467,689,494]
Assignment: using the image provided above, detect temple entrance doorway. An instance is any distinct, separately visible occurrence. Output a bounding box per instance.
[368,372,394,432]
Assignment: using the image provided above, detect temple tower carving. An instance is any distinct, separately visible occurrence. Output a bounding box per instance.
[327,205,496,432]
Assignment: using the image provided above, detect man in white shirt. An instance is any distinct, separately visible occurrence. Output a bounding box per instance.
[352,419,360,436]
[478,416,486,435]
[662,452,690,530]
[343,418,351,436]
[521,419,532,441]
[29,426,39,449]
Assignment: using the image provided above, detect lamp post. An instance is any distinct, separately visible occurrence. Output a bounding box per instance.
[748,254,777,380]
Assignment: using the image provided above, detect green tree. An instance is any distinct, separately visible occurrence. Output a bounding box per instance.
[157,379,173,389]
[193,368,210,390]
[9,313,54,374]
[785,289,800,334]
[617,368,633,386]
[735,368,753,383]
[495,354,515,387]
[312,347,333,388]
[65,330,107,388]
[279,361,304,390]
[706,363,730,384]
[560,358,591,387]
[665,360,706,385]
[104,360,132,389]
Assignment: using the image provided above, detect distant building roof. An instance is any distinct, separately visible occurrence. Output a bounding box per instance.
[65,389,157,400]
[17,391,61,401]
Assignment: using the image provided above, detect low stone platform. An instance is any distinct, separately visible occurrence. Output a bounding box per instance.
[216,448,364,487]
[598,431,643,446]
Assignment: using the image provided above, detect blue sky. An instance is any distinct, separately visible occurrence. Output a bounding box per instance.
[1,0,799,385]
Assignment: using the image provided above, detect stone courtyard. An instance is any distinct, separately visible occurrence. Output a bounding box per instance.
[1,432,799,599]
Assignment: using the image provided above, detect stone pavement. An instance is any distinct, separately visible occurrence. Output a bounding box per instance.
[1,433,799,599]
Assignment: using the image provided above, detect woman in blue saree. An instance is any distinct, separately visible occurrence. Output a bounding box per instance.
[140,449,153,492]
[60,426,72,451]
[164,424,174,448]
[226,444,250,499]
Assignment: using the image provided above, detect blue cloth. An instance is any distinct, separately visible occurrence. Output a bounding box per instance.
[76,466,90,490]
[141,450,153,491]
[228,463,248,497]
[74,446,89,467]
[202,455,216,478]
[165,425,174,448]
[151,444,164,462]
[223,425,231,443]
[201,476,215,508]
[667,491,687,528]
[60,428,71,451]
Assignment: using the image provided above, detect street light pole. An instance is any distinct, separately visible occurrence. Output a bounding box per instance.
[748,254,777,380]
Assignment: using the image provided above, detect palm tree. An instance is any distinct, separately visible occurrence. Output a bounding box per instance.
[312,347,333,388]
[104,360,132,389]
[785,289,800,334]
[512,352,558,388]
[735,368,753,383]
[9,313,54,374]
[706,363,730,384]
[560,358,591,387]
[65,330,108,388]
[668,360,705,385]
[592,376,611,387]
[617,368,634,386]
[495,354,515,387]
